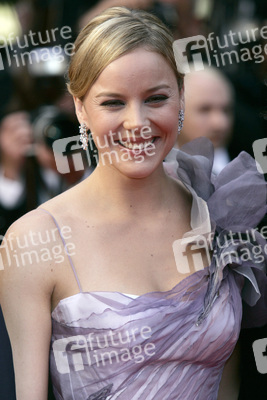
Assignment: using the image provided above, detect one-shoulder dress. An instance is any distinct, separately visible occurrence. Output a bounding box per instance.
[47,138,267,400]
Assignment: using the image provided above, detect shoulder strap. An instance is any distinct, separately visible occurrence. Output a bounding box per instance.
[39,207,83,292]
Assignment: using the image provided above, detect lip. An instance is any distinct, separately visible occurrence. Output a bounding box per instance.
[117,136,154,144]
[116,137,158,154]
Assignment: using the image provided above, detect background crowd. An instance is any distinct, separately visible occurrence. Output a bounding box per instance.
[0,0,266,399]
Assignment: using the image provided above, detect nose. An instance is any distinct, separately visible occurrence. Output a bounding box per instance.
[123,103,149,133]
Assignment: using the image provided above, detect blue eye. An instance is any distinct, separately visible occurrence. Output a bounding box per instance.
[101,100,125,107]
[145,95,169,103]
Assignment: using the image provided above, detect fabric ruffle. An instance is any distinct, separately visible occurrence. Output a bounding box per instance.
[51,269,241,400]
[165,138,267,328]
[50,138,267,400]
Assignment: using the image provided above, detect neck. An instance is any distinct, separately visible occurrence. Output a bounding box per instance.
[84,163,175,217]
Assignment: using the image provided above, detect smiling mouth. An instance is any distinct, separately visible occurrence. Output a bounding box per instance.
[117,138,157,150]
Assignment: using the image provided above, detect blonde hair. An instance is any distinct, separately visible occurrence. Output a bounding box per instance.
[67,6,184,99]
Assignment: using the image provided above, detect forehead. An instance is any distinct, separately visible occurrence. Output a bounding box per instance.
[88,48,178,95]
[185,73,232,105]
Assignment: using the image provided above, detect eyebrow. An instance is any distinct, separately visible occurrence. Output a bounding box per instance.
[95,84,172,98]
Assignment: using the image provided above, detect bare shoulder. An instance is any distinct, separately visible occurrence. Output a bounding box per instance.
[37,176,88,218]
[0,207,62,299]
[1,206,62,257]
[5,206,58,234]
[0,180,87,295]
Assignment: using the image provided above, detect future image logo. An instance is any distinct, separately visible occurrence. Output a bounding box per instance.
[252,338,267,374]
[0,226,75,269]
[52,326,156,374]
[52,127,156,174]
[52,135,94,174]
[172,234,211,274]
[173,25,267,73]
[0,26,74,71]
[252,138,267,174]
[173,35,211,73]
[172,227,267,275]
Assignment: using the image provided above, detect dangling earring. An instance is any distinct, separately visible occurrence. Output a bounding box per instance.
[178,110,184,134]
[79,122,89,150]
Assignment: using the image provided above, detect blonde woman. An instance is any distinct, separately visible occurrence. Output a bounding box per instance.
[0,7,266,400]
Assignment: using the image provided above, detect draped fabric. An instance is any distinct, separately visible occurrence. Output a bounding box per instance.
[50,138,267,400]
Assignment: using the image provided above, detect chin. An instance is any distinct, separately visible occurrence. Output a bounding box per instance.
[97,140,173,179]
[113,158,163,180]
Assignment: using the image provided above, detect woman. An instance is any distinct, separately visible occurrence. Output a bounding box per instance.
[0,7,266,400]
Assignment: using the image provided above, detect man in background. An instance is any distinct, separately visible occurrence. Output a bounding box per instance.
[177,64,234,175]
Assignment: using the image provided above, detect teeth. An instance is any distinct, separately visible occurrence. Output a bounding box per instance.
[119,138,155,150]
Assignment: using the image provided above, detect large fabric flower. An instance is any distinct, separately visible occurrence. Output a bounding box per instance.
[165,138,267,327]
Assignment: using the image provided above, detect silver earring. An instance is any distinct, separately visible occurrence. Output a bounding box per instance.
[79,122,88,150]
[178,110,184,134]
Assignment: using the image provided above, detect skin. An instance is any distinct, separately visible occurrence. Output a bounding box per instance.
[177,69,233,149]
[74,48,182,179]
[0,48,238,399]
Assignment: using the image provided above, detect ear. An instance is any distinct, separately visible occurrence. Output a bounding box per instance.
[73,96,88,126]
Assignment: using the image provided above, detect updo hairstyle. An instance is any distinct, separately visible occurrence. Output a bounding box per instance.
[67,6,184,99]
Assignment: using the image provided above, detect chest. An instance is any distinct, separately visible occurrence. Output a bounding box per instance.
[66,213,192,294]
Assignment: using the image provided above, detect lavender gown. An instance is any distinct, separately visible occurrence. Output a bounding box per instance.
[48,138,267,400]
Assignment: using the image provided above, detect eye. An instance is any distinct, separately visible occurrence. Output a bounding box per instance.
[145,95,169,104]
[100,100,125,107]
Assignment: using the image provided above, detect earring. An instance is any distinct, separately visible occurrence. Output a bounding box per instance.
[178,110,184,134]
[79,122,89,150]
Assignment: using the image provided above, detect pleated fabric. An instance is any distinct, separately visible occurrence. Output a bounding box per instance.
[50,138,267,400]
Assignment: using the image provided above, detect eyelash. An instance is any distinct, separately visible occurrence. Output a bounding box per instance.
[100,95,169,107]
[146,95,169,103]
[101,100,124,107]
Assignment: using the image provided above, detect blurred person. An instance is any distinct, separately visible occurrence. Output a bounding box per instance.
[0,108,87,400]
[203,0,266,159]
[0,6,266,400]
[77,0,199,38]
[78,0,155,28]
[207,0,267,44]
[0,112,33,235]
[177,65,234,175]
[176,58,267,400]
[0,108,92,237]
[0,109,86,400]
[0,3,89,400]
[0,9,93,237]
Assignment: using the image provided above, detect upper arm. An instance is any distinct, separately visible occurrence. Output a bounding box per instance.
[0,211,56,400]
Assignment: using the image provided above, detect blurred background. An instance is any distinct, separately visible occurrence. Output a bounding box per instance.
[0,1,266,399]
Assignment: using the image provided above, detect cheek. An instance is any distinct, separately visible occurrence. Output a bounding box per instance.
[157,104,179,130]
[167,116,179,136]
[88,115,115,138]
